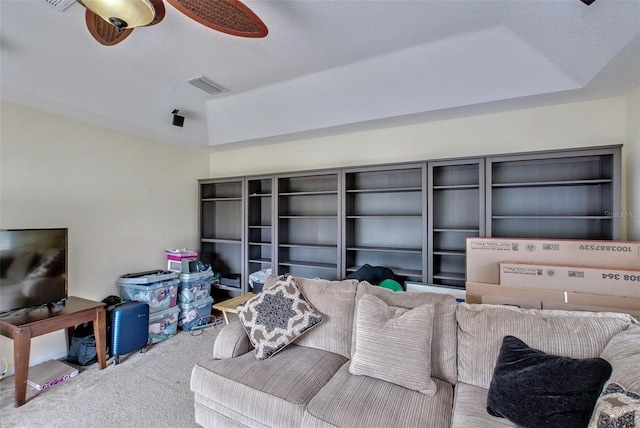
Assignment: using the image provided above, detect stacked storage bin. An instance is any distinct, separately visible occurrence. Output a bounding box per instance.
[166,249,198,273]
[117,270,181,344]
[177,267,214,331]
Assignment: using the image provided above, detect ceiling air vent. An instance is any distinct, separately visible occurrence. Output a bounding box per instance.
[43,0,76,12]
[187,76,229,96]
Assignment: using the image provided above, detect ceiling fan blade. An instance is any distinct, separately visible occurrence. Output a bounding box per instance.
[147,0,166,26]
[166,0,268,38]
[85,9,134,46]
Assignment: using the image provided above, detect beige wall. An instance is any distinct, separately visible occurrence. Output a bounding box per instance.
[0,101,209,372]
[626,86,640,240]
[210,96,638,237]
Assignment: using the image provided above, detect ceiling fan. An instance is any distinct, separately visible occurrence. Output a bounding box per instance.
[77,0,268,46]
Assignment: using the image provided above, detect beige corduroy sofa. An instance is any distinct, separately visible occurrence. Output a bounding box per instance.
[190,275,640,428]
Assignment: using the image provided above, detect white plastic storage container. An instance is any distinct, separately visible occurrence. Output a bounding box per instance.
[178,296,213,331]
[117,270,179,313]
[249,268,271,293]
[148,306,180,344]
[178,267,213,304]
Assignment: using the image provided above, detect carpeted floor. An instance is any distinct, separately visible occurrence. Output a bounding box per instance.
[0,324,222,428]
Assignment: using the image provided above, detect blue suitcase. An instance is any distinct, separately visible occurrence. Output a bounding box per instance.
[109,301,149,365]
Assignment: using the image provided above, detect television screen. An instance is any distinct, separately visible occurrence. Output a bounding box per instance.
[0,228,68,315]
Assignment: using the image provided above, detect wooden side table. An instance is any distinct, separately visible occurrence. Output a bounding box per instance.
[0,296,107,407]
[212,292,255,324]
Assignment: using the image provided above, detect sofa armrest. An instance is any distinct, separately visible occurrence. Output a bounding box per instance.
[213,321,252,359]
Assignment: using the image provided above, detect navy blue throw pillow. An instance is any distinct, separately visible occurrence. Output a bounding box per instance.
[486,335,612,428]
[345,264,394,285]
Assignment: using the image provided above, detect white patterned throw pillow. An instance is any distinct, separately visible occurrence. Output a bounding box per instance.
[589,383,640,428]
[237,275,323,360]
[588,325,640,428]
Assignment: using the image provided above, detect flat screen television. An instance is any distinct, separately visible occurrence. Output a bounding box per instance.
[0,228,68,315]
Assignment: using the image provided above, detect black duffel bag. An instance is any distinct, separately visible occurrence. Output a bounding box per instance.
[67,322,97,366]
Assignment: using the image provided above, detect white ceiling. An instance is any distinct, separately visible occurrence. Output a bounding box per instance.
[1,0,639,151]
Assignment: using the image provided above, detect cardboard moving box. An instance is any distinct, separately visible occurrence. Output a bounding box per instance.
[465,282,640,312]
[466,282,564,306]
[467,238,640,284]
[500,262,640,298]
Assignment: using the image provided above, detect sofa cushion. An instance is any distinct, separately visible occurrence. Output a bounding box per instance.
[193,399,254,428]
[264,275,359,358]
[456,304,635,389]
[354,281,458,385]
[302,363,454,428]
[486,335,611,428]
[451,382,516,428]
[598,324,640,392]
[191,344,348,428]
[349,294,437,394]
[237,275,322,360]
[588,324,640,428]
[212,320,252,359]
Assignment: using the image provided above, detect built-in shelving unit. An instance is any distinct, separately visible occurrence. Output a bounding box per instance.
[486,148,620,240]
[343,164,425,283]
[277,171,341,280]
[199,178,245,299]
[199,145,621,293]
[245,176,274,288]
[428,159,484,287]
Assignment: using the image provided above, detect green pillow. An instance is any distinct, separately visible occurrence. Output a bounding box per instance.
[378,279,403,292]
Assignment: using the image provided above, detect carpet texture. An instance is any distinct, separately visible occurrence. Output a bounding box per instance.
[0,326,221,427]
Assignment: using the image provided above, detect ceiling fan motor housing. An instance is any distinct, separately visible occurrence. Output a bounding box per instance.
[79,0,155,29]
[108,17,128,32]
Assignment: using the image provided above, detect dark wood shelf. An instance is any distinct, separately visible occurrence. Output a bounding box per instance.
[346,187,422,194]
[279,215,338,219]
[279,190,338,196]
[492,179,612,188]
[216,284,244,292]
[433,250,466,257]
[279,243,337,250]
[346,215,422,219]
[433,228,480,233]
[279,260,337,269]
[433,184,479,190]
[346,246,422,254]
[201,238,242,244]
[492,215,611,220]
[201,197,242,202]
[433,271,465,281]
